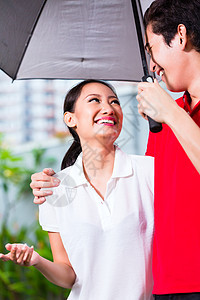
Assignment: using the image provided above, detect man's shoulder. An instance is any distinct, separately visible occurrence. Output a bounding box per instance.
[175,93,185,107]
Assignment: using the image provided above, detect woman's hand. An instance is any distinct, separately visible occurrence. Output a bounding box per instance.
[0,243,40,267]
[0,241,76,289]
[30,168,60,204]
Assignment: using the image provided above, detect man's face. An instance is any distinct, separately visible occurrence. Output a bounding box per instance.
[145,24,187,92]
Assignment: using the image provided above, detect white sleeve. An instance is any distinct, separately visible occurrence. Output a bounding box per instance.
[132,155,154,196]
[39,187,60,232]
[144,156,154,196]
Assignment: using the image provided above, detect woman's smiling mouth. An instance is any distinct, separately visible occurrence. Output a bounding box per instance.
[95,117,117,126]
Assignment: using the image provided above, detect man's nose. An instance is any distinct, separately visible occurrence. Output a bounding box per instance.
[150,58,156,73]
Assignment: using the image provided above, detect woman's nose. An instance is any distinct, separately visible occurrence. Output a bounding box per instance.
[101,102,114,115]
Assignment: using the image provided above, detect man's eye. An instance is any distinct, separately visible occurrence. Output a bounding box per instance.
[146,47,152,57]
[146,51,151,57]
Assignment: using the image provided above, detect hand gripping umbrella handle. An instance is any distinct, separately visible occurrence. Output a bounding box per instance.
[147,116,162,133]
[142,75,162,133]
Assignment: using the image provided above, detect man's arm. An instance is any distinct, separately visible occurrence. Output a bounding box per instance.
[137,80,200,174]
[167,105,200,174]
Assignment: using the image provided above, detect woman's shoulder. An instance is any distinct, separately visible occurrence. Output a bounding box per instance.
[53,165,72,180]
[116,146,154,165]
[115,147,154,177]
[54,152,83,182]
[129,153,154,165]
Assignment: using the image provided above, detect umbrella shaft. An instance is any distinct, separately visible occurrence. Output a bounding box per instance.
[131,0,149,77]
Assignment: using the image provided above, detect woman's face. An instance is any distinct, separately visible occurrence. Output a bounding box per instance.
[68,82,123,147]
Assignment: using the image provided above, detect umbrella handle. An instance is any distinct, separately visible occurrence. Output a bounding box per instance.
[142,75,162,133]
[147,116,162,133]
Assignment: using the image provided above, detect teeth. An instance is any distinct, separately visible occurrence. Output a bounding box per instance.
[160,70,164,77]
[97,119,114,125]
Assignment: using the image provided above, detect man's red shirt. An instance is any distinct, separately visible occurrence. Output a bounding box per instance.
[146,92,200,294]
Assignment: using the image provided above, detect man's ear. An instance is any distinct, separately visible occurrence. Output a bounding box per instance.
[64,112,77,128]
[177,24,187,48]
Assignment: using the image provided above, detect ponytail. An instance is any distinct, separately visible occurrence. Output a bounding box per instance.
[61,127,82,170]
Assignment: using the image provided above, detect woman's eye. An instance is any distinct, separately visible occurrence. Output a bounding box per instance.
[111,99,120,105]
[88,98,100,103]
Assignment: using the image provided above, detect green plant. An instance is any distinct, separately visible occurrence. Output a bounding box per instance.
[0,133,57,224]
[0,133,31,227]
[0,133,71,299]
[0,222,71,300]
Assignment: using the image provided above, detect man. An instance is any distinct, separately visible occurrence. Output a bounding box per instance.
[137,0,200,299]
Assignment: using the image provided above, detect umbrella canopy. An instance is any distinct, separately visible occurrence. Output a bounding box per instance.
[0,0,152,82]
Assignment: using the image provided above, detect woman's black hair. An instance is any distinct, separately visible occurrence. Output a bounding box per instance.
[144,0,200,52]
[61,79,117,170]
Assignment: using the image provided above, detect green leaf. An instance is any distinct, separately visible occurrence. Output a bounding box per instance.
[0,269,11,285]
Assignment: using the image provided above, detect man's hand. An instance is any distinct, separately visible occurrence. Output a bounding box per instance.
[137,79,178,124]
[30,168,60,204]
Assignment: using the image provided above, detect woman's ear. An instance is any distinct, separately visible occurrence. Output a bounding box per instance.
[64,112,77,128]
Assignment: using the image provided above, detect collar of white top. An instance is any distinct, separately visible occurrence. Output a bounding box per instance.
[63,146,133,188]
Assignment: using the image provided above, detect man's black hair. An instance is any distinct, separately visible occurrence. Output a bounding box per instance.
[144,0,200,52]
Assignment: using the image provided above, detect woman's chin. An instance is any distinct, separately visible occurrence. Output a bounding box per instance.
[93,129,119,145]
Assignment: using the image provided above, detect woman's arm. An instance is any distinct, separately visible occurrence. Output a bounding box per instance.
[34,232,76,289]
[0,233,76,289]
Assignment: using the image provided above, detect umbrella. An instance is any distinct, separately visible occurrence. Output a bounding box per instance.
[0,0,161,132]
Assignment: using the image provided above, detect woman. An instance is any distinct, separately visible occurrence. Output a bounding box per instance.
[0,80,154,300]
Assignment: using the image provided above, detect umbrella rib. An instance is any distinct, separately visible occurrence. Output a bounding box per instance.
[130,0,149,77]
[13,0,48,80]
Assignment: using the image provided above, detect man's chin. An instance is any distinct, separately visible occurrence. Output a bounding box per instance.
[165,82,185,93]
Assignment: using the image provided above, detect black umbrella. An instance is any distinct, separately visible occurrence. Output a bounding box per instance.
[0,0,161,132]
[131,0,162,132]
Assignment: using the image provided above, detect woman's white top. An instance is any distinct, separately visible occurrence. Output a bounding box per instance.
[39,147,154,300]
